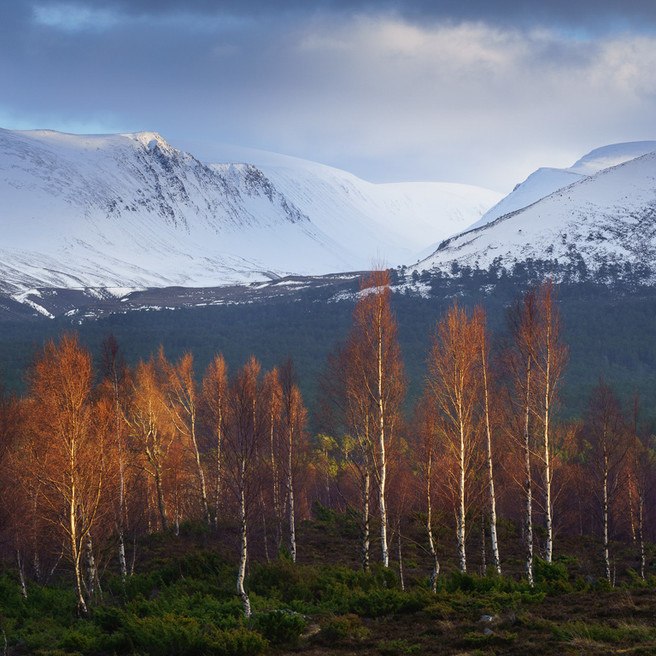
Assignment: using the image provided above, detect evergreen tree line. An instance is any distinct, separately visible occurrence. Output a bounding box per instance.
[0,272,653,616]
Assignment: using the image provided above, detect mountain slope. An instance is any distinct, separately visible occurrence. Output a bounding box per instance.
[416,147,656,276]
[470,141,656,229]
[0,129,501,299]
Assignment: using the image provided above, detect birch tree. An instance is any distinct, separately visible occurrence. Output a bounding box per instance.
[627,394,654,580]
[348,269,405,568]
[99,334,132,584]
[128,353,174,533]
[322,343,376,570]
[476,307,501,574]
[224,357,265,617]
[201,353,228,528]
[166,353,211,526]
[584,380,628,583]
[263,367,284,551]
[427,302,482,573]
[278,358,307,563]
[25,333,105,614]
[530,281,567,563]
[504,289,538,585]
[415,396,441,591]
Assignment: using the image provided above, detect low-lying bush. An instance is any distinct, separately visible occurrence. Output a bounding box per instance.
[252,609,306,645]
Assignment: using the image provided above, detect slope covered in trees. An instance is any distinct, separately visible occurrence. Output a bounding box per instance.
[0,273,656,653]
[0,272,656,604]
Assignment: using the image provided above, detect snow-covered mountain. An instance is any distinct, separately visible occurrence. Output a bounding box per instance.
[0,128,501,303]
[416,142,656,277]
[469,141,656,229]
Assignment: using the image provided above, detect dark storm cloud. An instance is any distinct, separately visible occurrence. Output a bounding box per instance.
[2,0,656,191]
[14,0,656,31]
[48,0,656,21]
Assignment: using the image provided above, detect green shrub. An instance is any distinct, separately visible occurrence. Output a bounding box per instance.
[627,568,648,588]
[351,587,423,617]
[534,557,569,588]
[122,612,267,656]
[177,520,210,538]
[595,577,613,591]
[252,609,306,645]
[319,614,369,643]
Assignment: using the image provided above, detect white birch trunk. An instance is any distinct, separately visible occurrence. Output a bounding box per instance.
[153,461,168,532]
[287,423,296,563]
[214,415,223,528]
[543,327,553,564]
[397,518,405,591]
[190,419,211,527]
[639,492,646,580]
[378,321,389,568]
[426,452,440,592]
[118,532,127,587]
[86,533,97,600]
[482,349,501,574]
[362,467,370,571]
[270,413,282,551]
[457,421,467,573]
[237,462,251,617]
[17,550,27,599]
[524,358,534,587]
[113,373,128,585]
[603,450,611,582]
[71,499,87,614]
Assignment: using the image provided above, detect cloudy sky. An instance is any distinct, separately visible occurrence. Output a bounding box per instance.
[2,1,656,192]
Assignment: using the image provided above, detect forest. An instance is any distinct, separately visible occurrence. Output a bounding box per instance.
[0,271,655,655]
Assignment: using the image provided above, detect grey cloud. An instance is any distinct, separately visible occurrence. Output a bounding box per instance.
[2,0,656,192]
[16,0,656,31]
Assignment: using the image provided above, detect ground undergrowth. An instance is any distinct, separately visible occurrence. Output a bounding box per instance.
[2,512,656,655]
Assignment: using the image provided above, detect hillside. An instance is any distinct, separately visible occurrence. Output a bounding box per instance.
[0,128,500,308]
[417,145,656,278]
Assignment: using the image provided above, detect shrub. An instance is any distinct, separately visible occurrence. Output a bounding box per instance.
[252,609,306,645]
[351,587,424,617]
[533,556,571,592]
[121,612,267,656]
[319,614,369,643]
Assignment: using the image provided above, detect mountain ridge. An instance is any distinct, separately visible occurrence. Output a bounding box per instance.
[0,128,500,303]
[415,143,656,279]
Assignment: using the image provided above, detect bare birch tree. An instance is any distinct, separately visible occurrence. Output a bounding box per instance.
[99,334,132,585]
[504,289,538,585]
[322,343,376,570]
[475,306,501,574]
[427,302,482,573]
[224,357,265,617]
[415,396,441,591]
[24,333,105,614]
[584,380,628,583]
[201,353,228,528]
[349,269,405,568]
[530,281,567,563]
[127,353,174,533]
[263,367,284,550]
[279,358,307,563]
[166,352,211,526]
